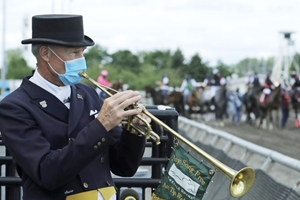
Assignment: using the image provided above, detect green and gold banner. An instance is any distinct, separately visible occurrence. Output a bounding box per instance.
[152,144,214,200]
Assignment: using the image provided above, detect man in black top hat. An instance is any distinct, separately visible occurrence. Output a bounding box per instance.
[0,14,149,200]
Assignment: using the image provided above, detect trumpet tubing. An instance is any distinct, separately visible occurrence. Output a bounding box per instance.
[79,71,255,198]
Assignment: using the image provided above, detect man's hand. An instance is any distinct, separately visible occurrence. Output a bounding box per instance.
[97,90,143,131]
[131,108,151,125]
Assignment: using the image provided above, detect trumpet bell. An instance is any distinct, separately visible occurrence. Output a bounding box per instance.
[231,167,255,197]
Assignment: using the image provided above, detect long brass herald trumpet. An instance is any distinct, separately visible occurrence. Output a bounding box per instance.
[79,71,255,198]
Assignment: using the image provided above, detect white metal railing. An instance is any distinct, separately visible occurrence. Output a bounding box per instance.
[178,116,300,192]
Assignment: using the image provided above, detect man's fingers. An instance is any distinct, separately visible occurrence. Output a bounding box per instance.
[110,90,141,105]
[104,90,142,111]
[131,113,151,125]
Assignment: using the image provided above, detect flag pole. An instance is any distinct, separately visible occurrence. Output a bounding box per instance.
[1,0,7,99]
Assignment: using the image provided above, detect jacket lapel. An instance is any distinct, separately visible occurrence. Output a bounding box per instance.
[68,85,85,136]
[22,77,69,123]
[22,77,87,136]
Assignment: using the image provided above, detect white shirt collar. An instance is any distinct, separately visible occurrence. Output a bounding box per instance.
[29,69,71,106]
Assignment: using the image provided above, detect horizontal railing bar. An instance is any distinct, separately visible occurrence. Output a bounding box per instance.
[0,177,22,186]
[114,178,160,187]
[140,157,169,165]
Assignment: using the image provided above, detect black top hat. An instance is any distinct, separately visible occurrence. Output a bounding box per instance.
[21,14,95,47]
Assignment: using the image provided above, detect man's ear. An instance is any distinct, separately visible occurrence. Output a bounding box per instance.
[39,46,50,62]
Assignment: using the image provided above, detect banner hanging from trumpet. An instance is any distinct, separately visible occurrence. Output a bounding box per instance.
[152,144,215,200]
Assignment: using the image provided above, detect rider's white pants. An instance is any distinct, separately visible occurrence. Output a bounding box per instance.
[263,88,271,94]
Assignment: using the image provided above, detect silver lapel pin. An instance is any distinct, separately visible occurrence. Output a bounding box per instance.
[77,94,83,100]
[63,97,70,104]
[39,100,47,108]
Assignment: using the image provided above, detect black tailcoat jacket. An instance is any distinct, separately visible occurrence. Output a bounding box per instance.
[0,76,146,200]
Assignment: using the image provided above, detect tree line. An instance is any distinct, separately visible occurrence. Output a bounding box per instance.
[3,44,300,90]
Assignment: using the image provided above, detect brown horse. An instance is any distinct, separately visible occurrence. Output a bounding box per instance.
[144,85,200,117]
[144,86,185,114]
[111,80,123,91]
[166,90,185,116]
[98,81,123,97]
[184,88,201,118]
[256,85,281,129]
[167,88,201,118]
[144,85,164,105]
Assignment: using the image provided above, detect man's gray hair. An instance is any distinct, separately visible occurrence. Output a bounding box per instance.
[31,44,56,57]
[31,44,43,57]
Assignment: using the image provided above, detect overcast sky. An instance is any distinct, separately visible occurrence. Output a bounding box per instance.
[1,0,300,67]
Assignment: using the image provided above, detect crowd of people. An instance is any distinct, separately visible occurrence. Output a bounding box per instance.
[95,65,300,130]
[241,70,300,129]
[153,69,300,129]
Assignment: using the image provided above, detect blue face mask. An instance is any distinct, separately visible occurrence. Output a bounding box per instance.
[47,47,87,86]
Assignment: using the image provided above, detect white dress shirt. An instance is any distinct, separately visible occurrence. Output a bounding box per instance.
[29,69,71,109]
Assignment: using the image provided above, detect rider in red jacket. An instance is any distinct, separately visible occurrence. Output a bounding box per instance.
[260,72,274,103]
[264,72,274,89]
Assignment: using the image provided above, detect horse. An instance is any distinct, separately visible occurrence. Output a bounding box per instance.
[196,85,228,124]
[165,90,185,116]
[212,86,228,126]
[243,85,264,124]
[255,85,281,130]
[96,80,123,99]
[111,80,123,92]
[198,86,227,123]
[183,88,201,118]
[198,86,215,114]
[144,85,164,105]
[144,85,200,117]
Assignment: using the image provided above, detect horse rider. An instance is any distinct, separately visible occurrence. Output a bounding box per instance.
[245,71,254,90]
[160,74,169,104]
[211,69,227,98]
[245,70,259,86]
[290,71,300,102]
[97,69,111,98]
[214,69,227,86]
[203,73,214,87]
[180,74,198,105]
[245,71,261,98]
[252,72,261,88]
[202,73,214,97]
[212,68,220,86]
[260,71,274,103]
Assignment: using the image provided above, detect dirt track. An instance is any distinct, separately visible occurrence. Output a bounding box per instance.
[192,112,300,160]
